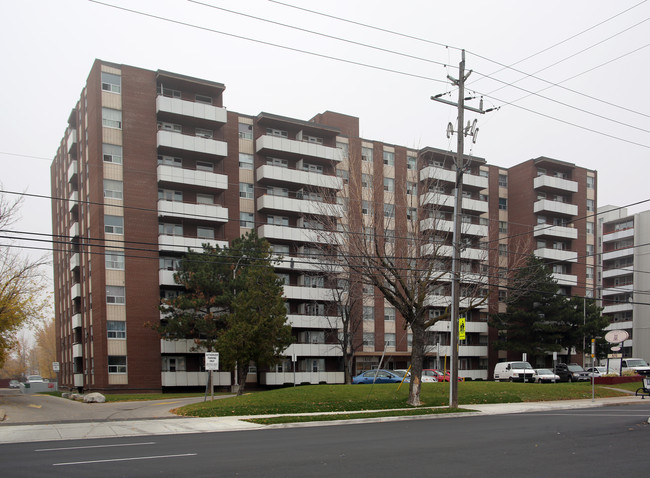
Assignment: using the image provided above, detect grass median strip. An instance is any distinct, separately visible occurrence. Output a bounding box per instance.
[244,407,475,425]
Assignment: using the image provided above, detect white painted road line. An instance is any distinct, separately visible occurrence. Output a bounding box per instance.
[53,453,197,466]
[35,441,156,452]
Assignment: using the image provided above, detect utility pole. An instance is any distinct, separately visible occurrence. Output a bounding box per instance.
[431,49,486,409]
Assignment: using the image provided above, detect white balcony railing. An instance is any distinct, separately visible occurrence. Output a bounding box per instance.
[533,224,578,240]
[534,248,578,263]
[257,195,344,217]
[157,199,228,222]
[261,371,345,385]
[419,166,489,189]
[533,174,578,193]
[157,130,228,157]
[256,135,343,162]
[157,164,228,190]
[602,248,634,262]
[156,96,227,124]
[158,234,228,253]
[533,199,578,216]
[256,165,343,190]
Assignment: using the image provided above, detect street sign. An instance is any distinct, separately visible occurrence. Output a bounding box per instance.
[604,330,629,344]
[52,362,60,372]
[459,317,466,341]
[205,352,219,371]
[608,353,622,359]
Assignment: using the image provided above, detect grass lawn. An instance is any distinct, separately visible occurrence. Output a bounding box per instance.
[173,381,632,418]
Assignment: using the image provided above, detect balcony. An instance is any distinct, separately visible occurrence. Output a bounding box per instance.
[261,371,345,385]
[161,339,206,354]
[423,244,487,261]
[67,161,78,183]
[602,248,634,262]
[602,227,634,243]
[72,343,83,358]
[428,320,489,334]
[283,285,339,302]
[552,273,578,286]
[156,95,227,124]
[67,129,77,153]
[284,343,343,357]
[70,253,80,271]
[72,313,82,329]
[602,302,633,314]
[157,165,227,190]
[256,135,343,162]
[161,371,231,387]
[602,284,634,296]
[287,314,341,329]
[533,199,578,217]
[74,373,84,388]
[157,199,228,222]
[420,193,488,213]
[69,221,79,239]
[159,269,178,286]
[256,195,344,217]
[534,247,578,262]
[420,166,489,189]
[68,191,79,213]
[257,224,337,244]
[70,283,81,300]
[157,130,228,157]
[603,266,633,279]
[425,295,487,309]
[420,218,488,237]
[273,255,342,273]
[256,165,343,190]
[533,224,578,240]
[158,234,228,253]
[533,174,578,193]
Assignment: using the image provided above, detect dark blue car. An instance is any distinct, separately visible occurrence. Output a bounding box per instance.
[352,369,404,384]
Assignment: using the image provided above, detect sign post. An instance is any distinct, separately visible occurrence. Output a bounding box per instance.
[205,352,219,401]
[53,362,60,389]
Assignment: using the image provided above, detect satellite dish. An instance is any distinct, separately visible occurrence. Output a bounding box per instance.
[604,330,629,344]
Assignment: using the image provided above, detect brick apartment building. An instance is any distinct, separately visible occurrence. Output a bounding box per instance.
[51,60,597,392]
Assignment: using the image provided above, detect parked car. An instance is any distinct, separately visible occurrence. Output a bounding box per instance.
[586,366,607,377]
[352,369,403,384]
[9,380,20,388]
[607,358,650,375]
[423,369,462,382]
[534,368,560,383]
[401,370,438,383]
[494,361,535,382]
[554,363,590,382]
[26,375,44,383]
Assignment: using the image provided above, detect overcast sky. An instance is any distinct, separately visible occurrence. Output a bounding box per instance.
[1,0,649,271]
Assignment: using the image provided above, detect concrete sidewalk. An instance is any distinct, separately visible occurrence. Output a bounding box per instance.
[0,395,643,445]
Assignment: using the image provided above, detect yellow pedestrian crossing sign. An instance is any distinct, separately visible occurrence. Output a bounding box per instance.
[459,317,466,341]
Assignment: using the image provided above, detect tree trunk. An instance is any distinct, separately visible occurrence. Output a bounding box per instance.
[408,320,425,406]
[236,361,247,395]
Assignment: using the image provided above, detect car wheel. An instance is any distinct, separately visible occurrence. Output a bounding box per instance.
[509,377,514,382]
[568,376,573,382]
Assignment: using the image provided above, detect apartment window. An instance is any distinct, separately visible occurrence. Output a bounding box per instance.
[238,123,253,139]
[407,155,417,170]
[239,183,254,199]
[363,306,374,321]
[362,201,371,216]
[537,167,546,176]
[586,267,594,279]
[362,174,372,189]
[195,128,213,139]
[407,182,417,195]
[586,221,594,234]
[104,215,124,235]
[498,243,507,257]
[384,307,396,321]
[158,155,182,168]
[498,198,507,210]
[499,221,508,234]
[102,108,122,129]
[240,212,254,228]
[197,193,214,205]
[196,161,213,172]
[363,333,375,347]
[197,227,215,239]
[302,163,323,174]
[266,128,288,137]
[158,189,183,202]
[162,356,186,372]
[498,174,507,188]
[103,179,123,200]
[586,244,594,256]
[267,215,289,226]
[107,321,126,339]
[498,290,507,302]
[384,204,395,218]
[586,176,595,189]
[157,85,181,98]
[587,199,594,212]
[384,177,395,192]
[158,121,182,133]
[385,333,396,347]
[195,94,212,104]
[362,146,373,162]
[105,251,125,270]
[267,157,288,168]
[101,72,121,93]
[383,151,395,166]
[336,142,349,158]
[336,169,349,184]
[159,223,183,236]
[304,135,323,144]
[407,208,417,221]
[108,356,127,374]
[479,170,489,178]
[239,153,254,169]
[160,257,181,271]
[103,144,123,164]
[268,186,289,197]
[106,286,125,304]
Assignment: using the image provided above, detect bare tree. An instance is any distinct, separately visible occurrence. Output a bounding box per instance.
[309,149,488,406]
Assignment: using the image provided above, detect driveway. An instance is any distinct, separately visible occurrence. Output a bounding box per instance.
[0,388,226,425]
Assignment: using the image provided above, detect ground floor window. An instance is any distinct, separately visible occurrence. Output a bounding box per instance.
[108,356,127,374]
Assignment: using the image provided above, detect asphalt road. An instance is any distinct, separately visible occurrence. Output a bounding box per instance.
[0,389,213,424]
[1,402,648,477]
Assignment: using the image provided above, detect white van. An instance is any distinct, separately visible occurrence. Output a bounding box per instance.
[606,358,650,375]
[494,361,535,382]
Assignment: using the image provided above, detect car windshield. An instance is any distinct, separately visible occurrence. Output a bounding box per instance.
[536,369,552,374]
[511,362,533,369]
[393,370,406,377]
[626,359,648,367]
[567,365,585,372]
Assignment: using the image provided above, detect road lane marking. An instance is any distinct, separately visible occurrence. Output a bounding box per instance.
[27,404,42,409]
[53,453,197,466]
[148,401,182,406]
[36,442,156,452]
